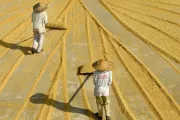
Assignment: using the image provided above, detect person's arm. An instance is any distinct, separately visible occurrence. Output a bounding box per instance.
[44,12,48,24]
[108,71,112,85]
[32,12,34,22]
[93,73,96,86]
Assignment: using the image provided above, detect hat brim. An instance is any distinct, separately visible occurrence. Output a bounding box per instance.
[34,3,47,12]
[36,6,47,12]
[92,60,114,71]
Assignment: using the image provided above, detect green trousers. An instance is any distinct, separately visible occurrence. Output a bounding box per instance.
[96,96,110,117]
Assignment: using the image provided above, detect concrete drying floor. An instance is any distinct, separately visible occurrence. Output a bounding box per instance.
[0,0,180,119]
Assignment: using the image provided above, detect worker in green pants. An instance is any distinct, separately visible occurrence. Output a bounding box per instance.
[92,59,113,120]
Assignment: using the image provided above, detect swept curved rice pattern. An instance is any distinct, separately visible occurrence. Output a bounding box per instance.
[102,1,180,28]
[104,2,180,43]
[99,28,137,120]
[100,0,180,64]
[103,0,180,26]
[82,0,180,120]
[126,0,180,15]
[0,0,37,18]
[0,18,32,59]
[151,47,180,74]
[0,0,180,119]
[143,0,180,6]
[13,31,68,120]
[79,0,137,119]
[0,0,55,97]
[35,50,63,120]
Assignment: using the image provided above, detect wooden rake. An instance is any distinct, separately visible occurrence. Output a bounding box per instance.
[45,21,68,30]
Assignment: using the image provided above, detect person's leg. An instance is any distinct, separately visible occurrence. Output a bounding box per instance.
[32,32,39,50]
[102,96,111,120]
[96,96,103,118]
[37,33,44,53]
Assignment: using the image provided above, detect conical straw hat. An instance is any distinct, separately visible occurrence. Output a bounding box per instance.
[33,3,48,12]
[92,59,114,71]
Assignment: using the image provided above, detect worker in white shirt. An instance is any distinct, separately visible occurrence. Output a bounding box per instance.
[32,3,48,53]
[92,59,113,120]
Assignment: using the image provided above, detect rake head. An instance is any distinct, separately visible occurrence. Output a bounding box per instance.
[45,22,68,30]
[79,63,95,74]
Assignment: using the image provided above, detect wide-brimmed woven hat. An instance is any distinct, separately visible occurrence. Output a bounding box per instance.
[92,59,114,71]
[33,3,48,12]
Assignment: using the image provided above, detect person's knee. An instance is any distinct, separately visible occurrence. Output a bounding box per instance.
[96,97,103,105]
[102,96,110,104]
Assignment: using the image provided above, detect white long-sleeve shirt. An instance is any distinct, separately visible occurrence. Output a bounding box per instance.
[93,70,112,96]
[32,11,48,33]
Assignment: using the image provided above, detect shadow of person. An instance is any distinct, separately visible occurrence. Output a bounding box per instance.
[15,37,33,45]
[0,39,32,55]
[30,93,98,119]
